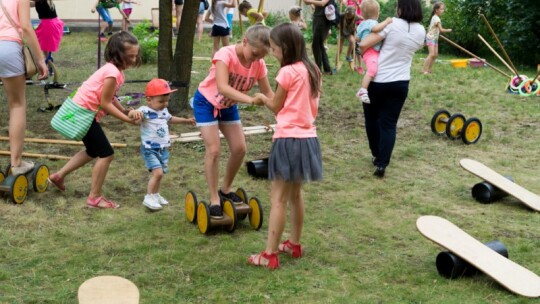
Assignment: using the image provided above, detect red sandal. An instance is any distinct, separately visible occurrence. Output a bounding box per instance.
[86,196,120,209]
[278,240,303,258]
[48,173,65,192]
[248,251,279,269]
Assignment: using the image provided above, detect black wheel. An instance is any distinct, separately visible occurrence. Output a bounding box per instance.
[32,163,49,193]
[248,197,263,230]
[430,109,451,135]
[222,199,238,233]
[462,118,482,144]
[185,191,198,223]
[4,162,11,176]
[446,113,466,140]
[236,188,248,220]
[197,201,211,234]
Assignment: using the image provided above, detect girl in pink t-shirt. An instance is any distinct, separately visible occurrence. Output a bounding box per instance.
[48,32,143,209]
[193,25,274,218]
[248,23,323,269]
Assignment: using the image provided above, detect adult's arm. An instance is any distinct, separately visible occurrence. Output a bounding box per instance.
[18,0,47,79]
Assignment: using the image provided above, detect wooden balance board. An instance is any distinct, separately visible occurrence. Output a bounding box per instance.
[78,276,139,304]
[460,158,540,211]
[416,215,540,297]
[172,124,275,143]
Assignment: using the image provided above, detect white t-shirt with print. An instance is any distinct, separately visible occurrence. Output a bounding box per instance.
[137,105,173,149]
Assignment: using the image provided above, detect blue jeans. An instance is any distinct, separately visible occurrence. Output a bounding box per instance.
[141,146,169,173]
[362,81,409,168]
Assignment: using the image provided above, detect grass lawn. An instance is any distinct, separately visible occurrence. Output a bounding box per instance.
[0,31,539,303]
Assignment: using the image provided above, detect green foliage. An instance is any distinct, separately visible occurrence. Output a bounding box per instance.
[443,0,539,67]
[264,11,289,27]
[132,20,159,64]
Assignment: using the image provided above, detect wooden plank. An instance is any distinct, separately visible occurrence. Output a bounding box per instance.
[173,124,275,143]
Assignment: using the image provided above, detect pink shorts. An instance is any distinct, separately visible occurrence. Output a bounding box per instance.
[123,8,132,16]
[363,48,379,78]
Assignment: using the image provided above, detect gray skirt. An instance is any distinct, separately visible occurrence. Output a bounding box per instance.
[268,137,323,183]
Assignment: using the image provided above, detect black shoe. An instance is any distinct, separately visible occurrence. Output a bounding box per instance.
[107,31,113,36]
[209,204,223,218]
[373,167,385,178]
[218,189,243,203]
[99,32,106,38]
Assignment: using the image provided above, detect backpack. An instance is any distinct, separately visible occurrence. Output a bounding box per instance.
[324,0,340,26]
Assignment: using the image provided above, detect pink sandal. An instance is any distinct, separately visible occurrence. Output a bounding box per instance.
[48,173,65,192]
[86,196,120,209]
[278,240,303,258]
[248,251,279,269]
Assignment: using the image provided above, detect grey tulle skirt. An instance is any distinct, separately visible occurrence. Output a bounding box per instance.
[268,137,323,182]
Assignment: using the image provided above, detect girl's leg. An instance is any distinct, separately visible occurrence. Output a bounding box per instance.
[2,75,27,167]
[265,179,290,253]
[346,36,355,59]
[200,125,222,205]
[222,35,230,47]
[89,155,114,198]
[423,45,436,73]
[197,14,204,42]
[287,182,304,245]
[212,36,220,57]
[147,168,164,194]
[175,4,183,31]
[54,150,94,179]
[219,123,246,194]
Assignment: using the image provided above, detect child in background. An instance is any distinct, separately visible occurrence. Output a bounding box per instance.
[288,6,307,30]
[205,0,236,57]
[339,6,358,64]
[355,0,392,104]
[226,6,234,39]
[422,1,451,74]
[120,0,137,31]
[248,23,323,269]
[91,0,130,38]
[173,0,184,32]
[238,0,267,25]
[48,32,142,209]
[30,0,64,70]
[192,25,274,218]
[129,79,195,211]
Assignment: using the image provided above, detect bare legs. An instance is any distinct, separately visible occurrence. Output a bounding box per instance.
[2,75,27,167]
[175,4,183,31]
[423,44,438,74]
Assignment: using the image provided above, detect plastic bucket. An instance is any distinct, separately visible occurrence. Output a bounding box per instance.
[471,176,513,204]
[435,240,508,279]
[246,158,268,179]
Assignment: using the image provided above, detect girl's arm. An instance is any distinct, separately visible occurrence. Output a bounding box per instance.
[117,7,131,22]
[257,76,274,100]
[215,61,259,105]
[259,83,286,114]
[100,77,136,124]
[169,116,196,125]
[248,11,265,23]
[204,10,212,23]
[19,0,47,80]
[371,17,392,33]
[436,22,452,33]
[359,32,384,54]
[303,0,330,8]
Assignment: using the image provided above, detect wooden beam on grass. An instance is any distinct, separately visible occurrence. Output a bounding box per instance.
[0,150,71,160]
[173,124,275,143]
[0,137,127,148]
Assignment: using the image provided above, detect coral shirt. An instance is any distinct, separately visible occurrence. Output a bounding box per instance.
[198,45,267,111]
[273,62,319,139]
[0,0,22,44]
[73,63,125,122]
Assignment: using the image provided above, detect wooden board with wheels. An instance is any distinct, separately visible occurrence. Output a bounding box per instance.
[460,158,540,211]
[78,276,139,304]
[417,215,540,298]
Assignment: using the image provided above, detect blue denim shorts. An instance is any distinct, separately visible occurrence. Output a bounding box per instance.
[141,146,169,173]
[193,89,241,127]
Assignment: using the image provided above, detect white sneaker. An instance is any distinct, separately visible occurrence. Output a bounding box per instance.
[11,160,35,175]
[356,88,371,104]
[154,193,169,206]
[143,194,162,211]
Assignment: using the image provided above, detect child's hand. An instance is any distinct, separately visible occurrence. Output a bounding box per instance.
[184,117,196,126]
[384,17,393,24]
[128,110,143,122]
[252,93,268,106]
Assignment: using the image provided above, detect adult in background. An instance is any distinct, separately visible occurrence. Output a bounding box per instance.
[0,0,48,175]
[358,0,425,178]
[303,0,333,75]
[30,0,64,75]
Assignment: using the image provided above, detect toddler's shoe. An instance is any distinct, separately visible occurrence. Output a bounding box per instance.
[209,204,223,218]
[154,193,169,205]
[143,194,162,211]
[11,160,34,175]
[278,240,303,258]
[48,173,65,192]
[356,88,371,104]
[248,251,280,269]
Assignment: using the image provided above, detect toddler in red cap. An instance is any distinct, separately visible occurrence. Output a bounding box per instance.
[130,78,195,211]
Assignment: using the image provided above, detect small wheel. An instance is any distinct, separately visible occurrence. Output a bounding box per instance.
[430,109,451,135]
[446,113,466,140]
[0,171,4,184]
[32,164,49,193]
[197,201,211,234]
[185,191,198,223]
[235,188,248,220]
[4,162,12,176]
[222,199,237,233]
[248,197,263,230]
[462,118,483,144]
[6,174,28,204]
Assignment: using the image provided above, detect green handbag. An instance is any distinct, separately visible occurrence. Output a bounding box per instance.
[51,97,97,141]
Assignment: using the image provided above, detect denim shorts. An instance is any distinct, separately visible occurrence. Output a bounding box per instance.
[141,146,169,173]
[193,89,240,127]
[425,38,438,46]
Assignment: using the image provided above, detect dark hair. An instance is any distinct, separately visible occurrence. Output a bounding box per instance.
[397,0,423,23]
[270,23,321,98]
[430,1,444,19]
[104,31,142,70]
[239,0,252,13]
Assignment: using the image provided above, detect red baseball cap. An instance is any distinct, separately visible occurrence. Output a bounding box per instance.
[145,78,177,97]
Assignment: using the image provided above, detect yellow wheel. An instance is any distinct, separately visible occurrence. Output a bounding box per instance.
[185,191,198,223]
[430,110,450,136]
[32,164,49,193]
[248,197,263,230]
[462,118,482,145]
[222,199,237,233]
[446,113,466,140]
[236,188,248,220]
[7,174,28,204]
[197,201,211,234]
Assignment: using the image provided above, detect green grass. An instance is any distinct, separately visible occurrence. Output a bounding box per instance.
[1,32,540,303]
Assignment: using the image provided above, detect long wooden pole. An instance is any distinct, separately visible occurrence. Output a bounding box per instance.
[440,35,510,78]
[0,137,127,148]
[237,0,243,35]
[0,151,71,160]
[257,0,264,13]
[480,14,520,77]
[477,34,514,74]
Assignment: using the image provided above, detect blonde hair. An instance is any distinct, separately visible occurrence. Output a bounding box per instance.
[244,24,270,50]
[360,0,380,20]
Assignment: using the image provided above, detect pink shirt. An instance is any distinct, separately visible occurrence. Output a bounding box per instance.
[198,45,267,111]
[273,62,319,139]
[0,0,22,43]
[73,63,125,122]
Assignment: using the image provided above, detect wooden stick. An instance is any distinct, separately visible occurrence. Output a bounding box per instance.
[257,0,264,13]
[237,0,243,35]
[477,34,514,74]
[0,150,71,160]
[480,14,520,77]
[0,137,127,148]
[440,35,510,78]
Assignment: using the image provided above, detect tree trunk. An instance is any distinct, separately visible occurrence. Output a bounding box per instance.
[157,0,173,80]
[168,0,199,114]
